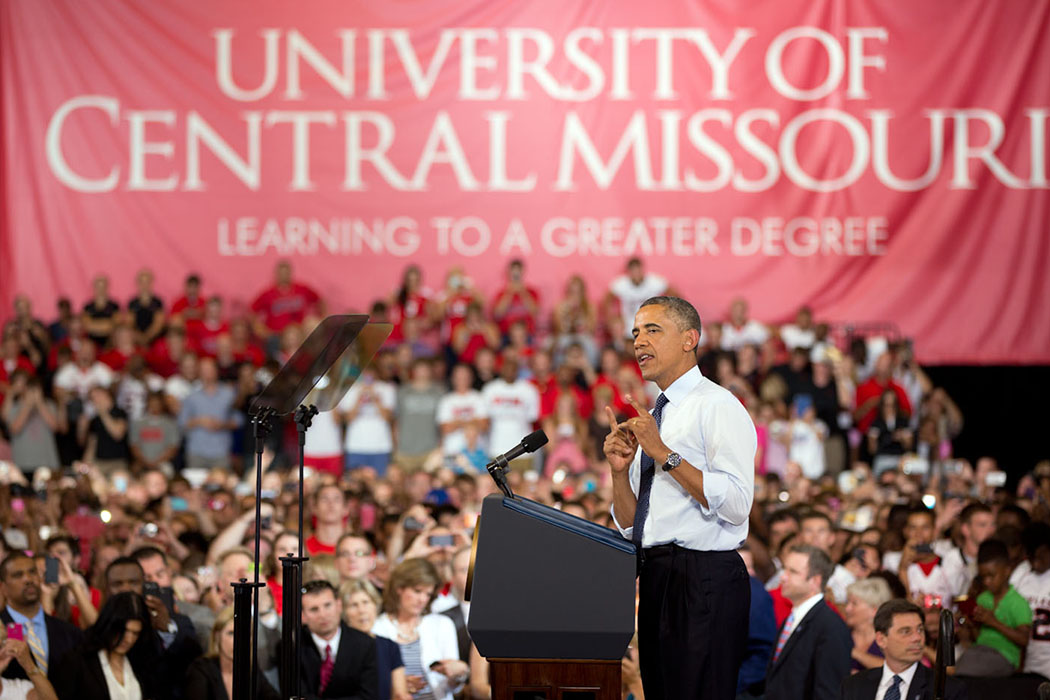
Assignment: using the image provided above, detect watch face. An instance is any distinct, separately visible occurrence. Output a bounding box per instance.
[663,452,682,471]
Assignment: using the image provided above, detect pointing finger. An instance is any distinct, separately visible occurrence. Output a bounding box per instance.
[623,394,647,415]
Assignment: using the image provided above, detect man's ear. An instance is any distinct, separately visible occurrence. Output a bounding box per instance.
[685,329,700,353]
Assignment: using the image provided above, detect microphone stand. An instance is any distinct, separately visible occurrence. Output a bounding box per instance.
[485,456,514,499]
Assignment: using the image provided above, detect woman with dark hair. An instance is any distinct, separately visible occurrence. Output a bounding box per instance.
[53,592,153,700]
[184,606,280,700]
[866,388,914,465]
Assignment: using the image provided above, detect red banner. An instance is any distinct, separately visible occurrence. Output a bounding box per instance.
[2,0,1048,363]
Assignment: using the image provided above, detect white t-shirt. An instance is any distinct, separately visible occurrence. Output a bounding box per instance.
[164,375,199,404]
[436,390,488,455]
[780,324,816,350]
[54,362,115,399]
[339,381,396,454]
[609,273,668,336]
[939,547,976,600]
[1010,560,1050,678]
[116,373,165,420]
[906,562,955,608]
[482,379,540,455]
[826,564,856,604]
[721,320,769,350]
[304,409,343,458]
[789,419,827,480]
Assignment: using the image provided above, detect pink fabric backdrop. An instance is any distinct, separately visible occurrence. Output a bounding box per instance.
[2,0,1048,363]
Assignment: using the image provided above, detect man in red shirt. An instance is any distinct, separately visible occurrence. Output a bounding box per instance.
[250,259,323,339]
[306,484,348,556]
[854,351,912,432]
[190,297,229,358]
[491,258,540,337]
[170,274,205,331]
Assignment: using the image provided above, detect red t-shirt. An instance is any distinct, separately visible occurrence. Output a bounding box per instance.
[492,286,540,335]
[440,291,475,342]
[389,291,431,343]
[855,377,912,432]
[305,535,336,556]
[192,320,230,358]
[147,336,197,378]
[251,283,320,333]
[233,343,266,367]
[98,348,140,372]
[171,296,206,323]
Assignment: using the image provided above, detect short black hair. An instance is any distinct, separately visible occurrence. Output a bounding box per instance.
[767,509,800,528]
[799,510,833,529]
[639,296,702,337]
[302,579,337,598]
[130,546,167,564]
[0,552,32,582]
[907,505,935,524]
[960,502,992,525]
[977,538,1010,566]
[873,598,925,635]
[1022,522,1050,558]
[105,556,144,581]
[998,504,1031,529]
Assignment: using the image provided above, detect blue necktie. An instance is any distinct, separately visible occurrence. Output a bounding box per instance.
[631,393,669,547]
[885,674,902,700]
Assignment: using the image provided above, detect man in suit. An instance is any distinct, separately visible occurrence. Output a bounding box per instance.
[842,599,967,700]
[0,552,83,683]
[105,556,203,700]
[765,544,852,700]
[297,579,378,700]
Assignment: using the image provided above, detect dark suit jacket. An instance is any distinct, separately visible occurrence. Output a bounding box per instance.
[184,656,281,700]
[127,611,203,700]
[442,604,471,663]
[52,645,155,700]
[0,607,84,683]
[296,622,378,700]
[765,598,853,700]
[841,663,968,700]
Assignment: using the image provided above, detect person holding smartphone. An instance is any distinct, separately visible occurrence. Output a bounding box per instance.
[0,624,60,700]
[897,506,954,610]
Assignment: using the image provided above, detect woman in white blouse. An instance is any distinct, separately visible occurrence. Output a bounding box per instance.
[372,558,468,700]
[53,592,152,700]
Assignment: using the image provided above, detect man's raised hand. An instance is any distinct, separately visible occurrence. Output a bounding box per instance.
[602,406,638,473]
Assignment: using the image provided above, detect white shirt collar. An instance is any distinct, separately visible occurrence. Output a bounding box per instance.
[788,593,825,627]
[879,661,919,698]
[663,365,703,406]
[311,625,341,659]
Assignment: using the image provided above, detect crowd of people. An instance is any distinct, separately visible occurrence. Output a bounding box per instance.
[0,256,1045,700]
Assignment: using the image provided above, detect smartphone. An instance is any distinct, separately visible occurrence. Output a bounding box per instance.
[404,517,425,531]
[914,543,934,555]
[144,580,161,598]
[5,623,23,642]
[259,515,273,531]
[985,471,1008,488]
[428,534,455,547]
[44,556,60,585]
[140,523,159,538]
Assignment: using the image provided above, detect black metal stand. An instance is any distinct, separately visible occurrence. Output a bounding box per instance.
[277,404,317,700]
[934,608,955,700]
[231,410,272,700]
[231,577,255,700]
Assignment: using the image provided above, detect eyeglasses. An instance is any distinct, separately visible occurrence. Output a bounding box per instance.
[336,549,372,559]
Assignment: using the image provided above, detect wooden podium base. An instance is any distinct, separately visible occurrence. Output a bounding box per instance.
[488,658,621,700]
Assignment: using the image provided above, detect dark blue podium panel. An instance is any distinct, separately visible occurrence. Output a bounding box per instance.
[468,494,637,660]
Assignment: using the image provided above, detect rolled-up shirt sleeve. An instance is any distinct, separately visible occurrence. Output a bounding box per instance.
[698,396,756,526]
[610,460,640,539]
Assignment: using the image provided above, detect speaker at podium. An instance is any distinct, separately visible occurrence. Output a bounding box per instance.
[467,491,637,699]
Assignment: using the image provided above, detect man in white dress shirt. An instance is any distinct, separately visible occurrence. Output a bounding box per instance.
[841,598,967,700]
[604,296,756,700]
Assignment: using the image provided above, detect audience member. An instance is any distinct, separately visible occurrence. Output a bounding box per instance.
[764,545,851,700]
[843,577,893,672]
[294,579,378,699]
[342,580,408,700]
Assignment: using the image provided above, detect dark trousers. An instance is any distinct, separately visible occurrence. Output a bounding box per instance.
[638,545,750,700]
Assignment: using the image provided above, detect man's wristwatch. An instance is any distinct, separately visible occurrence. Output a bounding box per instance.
[661,452,682,472]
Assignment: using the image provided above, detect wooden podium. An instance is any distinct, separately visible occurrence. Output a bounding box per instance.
[488,659,621,700]
[466,494,637,700]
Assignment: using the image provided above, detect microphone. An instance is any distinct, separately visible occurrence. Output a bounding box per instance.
[486,430,549,498]
[1038,682,1050,700]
